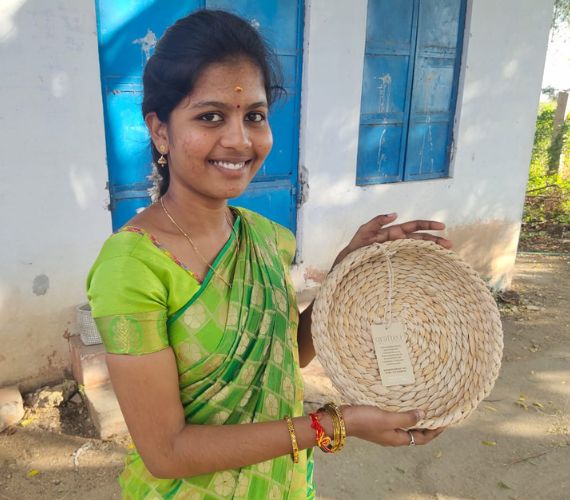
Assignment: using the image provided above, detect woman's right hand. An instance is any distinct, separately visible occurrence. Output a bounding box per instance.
[342,405,446,447]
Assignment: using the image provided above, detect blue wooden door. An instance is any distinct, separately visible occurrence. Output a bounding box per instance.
[95,1,304,232]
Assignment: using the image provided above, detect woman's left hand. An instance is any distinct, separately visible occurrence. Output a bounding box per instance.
[332,213,453,269]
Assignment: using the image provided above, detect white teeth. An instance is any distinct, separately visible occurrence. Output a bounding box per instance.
[210,160,247,170]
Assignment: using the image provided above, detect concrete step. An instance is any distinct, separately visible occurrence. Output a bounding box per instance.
[84,382,128,440]
[68,335,110,389]
[68,337,127,439]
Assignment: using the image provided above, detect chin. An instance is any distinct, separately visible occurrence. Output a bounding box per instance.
[223,186,249,200]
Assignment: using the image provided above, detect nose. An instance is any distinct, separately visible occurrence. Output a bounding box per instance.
[220,117,252,150]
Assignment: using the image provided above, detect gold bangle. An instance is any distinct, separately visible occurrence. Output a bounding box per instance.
[328,407,341,452]
[284,416,299,463]
[327,402,347,451]
[323,402,347,452]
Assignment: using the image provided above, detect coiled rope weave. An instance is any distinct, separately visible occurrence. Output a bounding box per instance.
[312,239,503,429]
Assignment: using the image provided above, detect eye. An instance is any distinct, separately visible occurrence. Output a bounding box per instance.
[200,112,223,123]
[246,112,266,123]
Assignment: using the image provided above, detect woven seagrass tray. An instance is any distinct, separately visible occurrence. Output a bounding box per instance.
[312,239,503,429]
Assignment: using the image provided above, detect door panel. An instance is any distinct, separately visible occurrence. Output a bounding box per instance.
[404,0,466,180]
[356,0,417,185]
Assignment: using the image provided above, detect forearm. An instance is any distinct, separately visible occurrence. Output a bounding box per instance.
[297,301,316,368]
[160,410,344,479]
[297,248,349,368]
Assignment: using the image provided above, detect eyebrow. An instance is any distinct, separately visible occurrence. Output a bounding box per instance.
[190,100,268,110]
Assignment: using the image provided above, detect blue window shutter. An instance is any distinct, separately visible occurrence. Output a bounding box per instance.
[356,0,418,185]
[404,0,466,180]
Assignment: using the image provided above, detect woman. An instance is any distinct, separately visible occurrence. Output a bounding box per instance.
[87,9,451,499]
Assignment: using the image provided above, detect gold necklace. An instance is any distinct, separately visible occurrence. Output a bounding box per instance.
[159,197,236,288]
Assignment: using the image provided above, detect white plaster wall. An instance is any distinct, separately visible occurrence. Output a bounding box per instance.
[0,0,554,386]
[0,0,110,388]
[294,0,554,290]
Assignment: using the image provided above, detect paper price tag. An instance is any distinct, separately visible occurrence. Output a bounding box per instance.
[371,321,415,387]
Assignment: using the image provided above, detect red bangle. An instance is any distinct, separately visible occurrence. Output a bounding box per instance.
[309,411,333,453]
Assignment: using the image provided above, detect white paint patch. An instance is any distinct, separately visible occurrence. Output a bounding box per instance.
[0,0,26,42]
[376,128,387,170]
[69,164,97,210]
[502,59,519,79]
[377,74,392,113]
[132,29,157,61]
[51,72,69,98]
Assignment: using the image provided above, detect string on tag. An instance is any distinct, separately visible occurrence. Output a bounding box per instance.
[378,246,397,327]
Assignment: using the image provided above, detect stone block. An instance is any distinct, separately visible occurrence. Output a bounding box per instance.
[25,379,77,409]
[68,335,109,389]
[85,382,128,440]
[0,386,25,432]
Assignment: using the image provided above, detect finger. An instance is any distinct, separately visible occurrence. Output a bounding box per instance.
[391,428,416,446]
[399,220,446,233]
[413,428,446,445]
[408,233,453,249]
[432,427,446,438]
[366,213,398,229]
[383,409,425,429]
[371,226,407,244]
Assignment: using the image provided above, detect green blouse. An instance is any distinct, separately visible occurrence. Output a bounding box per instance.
[87,208,315,499]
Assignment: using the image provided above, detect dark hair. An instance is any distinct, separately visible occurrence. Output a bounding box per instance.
[142,9,284,196]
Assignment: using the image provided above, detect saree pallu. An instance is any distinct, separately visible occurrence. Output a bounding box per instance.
[87,208,314,499]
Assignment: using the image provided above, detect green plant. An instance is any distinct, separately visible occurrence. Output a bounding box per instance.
[524,102,570,225]
[553,0,570,31]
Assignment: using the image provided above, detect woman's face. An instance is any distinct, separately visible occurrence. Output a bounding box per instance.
[161,58,272,202]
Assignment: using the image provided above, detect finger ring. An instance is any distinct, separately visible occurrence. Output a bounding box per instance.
[408,431,415,446]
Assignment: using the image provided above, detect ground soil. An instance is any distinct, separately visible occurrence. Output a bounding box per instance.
[1,251,569,500]
[518,222,570,253]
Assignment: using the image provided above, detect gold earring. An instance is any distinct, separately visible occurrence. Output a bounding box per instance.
[157,145,168,167]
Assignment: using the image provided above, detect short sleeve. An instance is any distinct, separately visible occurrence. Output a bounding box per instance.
[273,224,297,267]
[87,255,169,355]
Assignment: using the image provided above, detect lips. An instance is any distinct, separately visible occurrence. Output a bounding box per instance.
[208,159,252,171]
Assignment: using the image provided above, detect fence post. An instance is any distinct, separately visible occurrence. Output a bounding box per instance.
[549,90,569,175]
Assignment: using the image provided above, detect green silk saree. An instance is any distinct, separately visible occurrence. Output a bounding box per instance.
[87,208,314,499]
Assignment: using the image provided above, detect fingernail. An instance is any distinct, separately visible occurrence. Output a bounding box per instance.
[388,212,397,217]
[416,410,425,419]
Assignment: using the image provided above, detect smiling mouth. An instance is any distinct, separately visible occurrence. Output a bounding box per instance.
[208,159,252,171]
